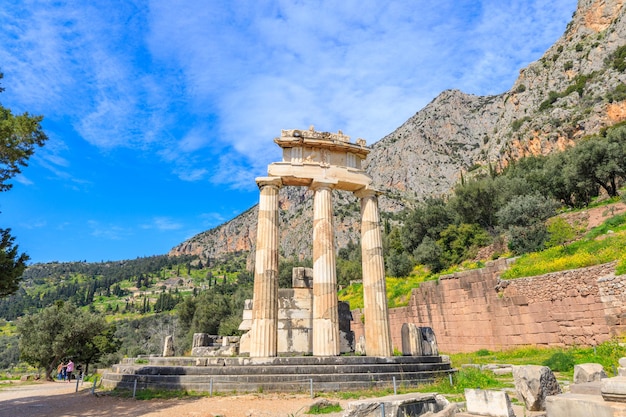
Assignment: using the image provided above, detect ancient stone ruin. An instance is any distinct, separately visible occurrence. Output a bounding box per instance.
[100,128,453,393]
[249,126,392,357]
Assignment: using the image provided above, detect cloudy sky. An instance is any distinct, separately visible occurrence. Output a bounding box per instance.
[0,0,576,263]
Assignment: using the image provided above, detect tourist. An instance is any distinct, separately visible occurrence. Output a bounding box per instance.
[66,359,74,382]
[56,361,64,381]
[61,360,68,381]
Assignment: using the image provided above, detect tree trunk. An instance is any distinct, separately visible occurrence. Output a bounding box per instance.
[45,364,55,381]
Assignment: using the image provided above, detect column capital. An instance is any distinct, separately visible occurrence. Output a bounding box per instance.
[354,186,382,199]
[256,176,283,189]
[310,179,337,191]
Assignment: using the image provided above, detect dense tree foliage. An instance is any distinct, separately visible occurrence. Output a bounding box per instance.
[17,302,118,380]
[177,280,252,351]
[0,229,29,297]
[0,255,196,320]
[0,72,48,297]
[385,124,626,273]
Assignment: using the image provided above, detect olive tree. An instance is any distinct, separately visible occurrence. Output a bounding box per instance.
[17,302,118,380]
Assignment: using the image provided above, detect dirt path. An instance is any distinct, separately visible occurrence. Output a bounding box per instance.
[0,381,350,417]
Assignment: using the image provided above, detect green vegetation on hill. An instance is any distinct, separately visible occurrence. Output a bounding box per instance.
[0,252,255,373]
[381,123,626,279]
[502,213,626,279]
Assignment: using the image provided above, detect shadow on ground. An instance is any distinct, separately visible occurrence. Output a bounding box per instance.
[0,387,201,417]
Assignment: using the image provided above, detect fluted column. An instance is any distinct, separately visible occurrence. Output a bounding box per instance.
[249,177,282,357]
[355,188,392,357]
[311,180,340,356]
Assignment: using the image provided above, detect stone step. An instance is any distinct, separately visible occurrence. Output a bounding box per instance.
[111,361,452,377]
[101,369,452,393]
[102,355,455,393]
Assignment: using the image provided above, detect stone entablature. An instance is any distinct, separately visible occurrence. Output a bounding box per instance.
[268,126,372,191]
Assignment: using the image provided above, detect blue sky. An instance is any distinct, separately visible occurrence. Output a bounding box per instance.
[0,0,576,264]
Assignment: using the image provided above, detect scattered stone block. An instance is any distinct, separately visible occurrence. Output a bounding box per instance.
[618,357,626,376]
[601,376,626,402]
[162,335,174,357]
[292,267,313,288]
[513,365,561,411]
[574,363,607,384]
[464,389,515,417]
[492,367,513,376]
[420,327,438,356]
[546,393,617,417]
[355,335,366,355]
[401,323,421,356]
[344,392,453,417]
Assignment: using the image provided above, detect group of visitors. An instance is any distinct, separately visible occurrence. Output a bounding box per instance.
[56,359,75,382]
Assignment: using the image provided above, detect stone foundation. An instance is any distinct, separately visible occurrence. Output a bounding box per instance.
[351,259,624,353]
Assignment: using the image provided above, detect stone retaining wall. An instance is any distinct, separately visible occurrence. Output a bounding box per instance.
[351,259,626,353]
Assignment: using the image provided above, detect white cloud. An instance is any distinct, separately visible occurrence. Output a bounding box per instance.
[14,174,33,186]
[1,0,578,193]
[153,217,183,231]
[88,220,129,240]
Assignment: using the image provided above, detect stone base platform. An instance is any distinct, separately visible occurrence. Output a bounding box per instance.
[101,355,454,393]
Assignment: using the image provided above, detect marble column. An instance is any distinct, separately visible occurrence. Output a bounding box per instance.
[355,188,393,357]
[249,177,282,357]
[311,180,340,356]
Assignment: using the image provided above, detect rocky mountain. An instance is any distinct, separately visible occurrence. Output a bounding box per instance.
[170,0,626,264]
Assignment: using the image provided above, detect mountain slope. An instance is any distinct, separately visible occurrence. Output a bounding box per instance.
[170,0,626,263]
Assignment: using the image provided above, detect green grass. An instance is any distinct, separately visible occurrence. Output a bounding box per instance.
[339,262,487,309]
[416,367,507,397]
[110,388,204,400]
[306,403,343,414]
[448,339,626,378]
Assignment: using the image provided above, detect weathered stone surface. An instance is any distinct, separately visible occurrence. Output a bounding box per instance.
[546,393,618,417]
[401,323,421,356]
[601,376,626,402]
[344,393,452,417]
[420,327,438,356]
[240,279,354,355]
[368,260,619,354]
[574,363,607,384]
[162,335,174,357]
[249,177,282,358]
[357,189,392,357]
[513,365,561,411]
[292,267,313,288]
[355,335,366,355]
[464,389,515,417]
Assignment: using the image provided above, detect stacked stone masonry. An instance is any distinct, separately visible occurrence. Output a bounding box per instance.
[351,259,625,353]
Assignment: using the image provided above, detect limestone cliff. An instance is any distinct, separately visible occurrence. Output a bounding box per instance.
[170,0,626,263]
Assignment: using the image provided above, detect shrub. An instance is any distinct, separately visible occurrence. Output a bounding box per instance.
[564,61,573,71]
[545,217,576,248]
[539,91,560,111]
[543,351,575,372]
[606,83,626,103]
[609,45,626,72]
